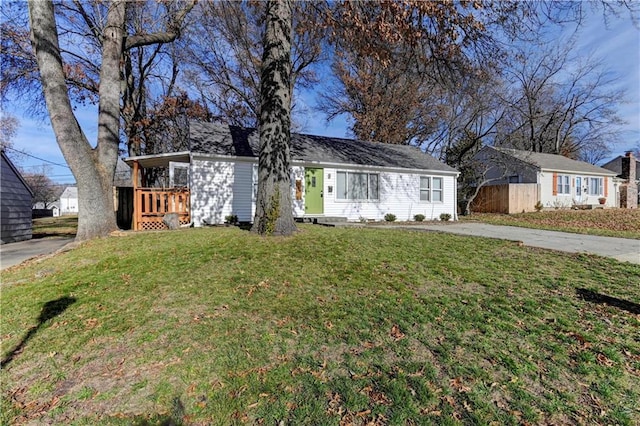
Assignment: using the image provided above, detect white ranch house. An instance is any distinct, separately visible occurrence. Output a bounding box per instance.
[124,122,459,229]
[472,146,618,213]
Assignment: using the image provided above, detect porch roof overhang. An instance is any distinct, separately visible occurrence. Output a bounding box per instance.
[124,151,190,169]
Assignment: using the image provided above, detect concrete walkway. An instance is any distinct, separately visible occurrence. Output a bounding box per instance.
[0,237,74,270]
[336,222,640,265]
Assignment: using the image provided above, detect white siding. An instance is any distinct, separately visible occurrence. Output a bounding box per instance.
[291,166,305,217]
[189,158,457,225]
[59,187,79,215]
[190,159,255,225]
[320,167,456,221]
[539,171,616,208]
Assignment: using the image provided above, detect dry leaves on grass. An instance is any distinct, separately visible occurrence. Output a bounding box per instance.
[390,324,405,341]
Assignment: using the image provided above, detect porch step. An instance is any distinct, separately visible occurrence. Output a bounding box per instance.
[297,216,348,225]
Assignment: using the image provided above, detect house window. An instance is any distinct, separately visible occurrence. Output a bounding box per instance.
[420,176,443,202]
[557,175,570,194]
[508,175,520,183]
[169,162,189,187]
[420,177,430,201]
[587,177,603,196]
[336,171,379,200]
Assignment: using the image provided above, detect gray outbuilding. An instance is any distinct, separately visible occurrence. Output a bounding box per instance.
[1,150,34,244]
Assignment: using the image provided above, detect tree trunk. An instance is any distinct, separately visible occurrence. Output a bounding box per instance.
[29,0,120,241]
[252,0,297,236]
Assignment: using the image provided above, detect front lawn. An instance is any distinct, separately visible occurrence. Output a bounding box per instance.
[1,226,639,424]
[32,215,78,239]
[466,209,640,239]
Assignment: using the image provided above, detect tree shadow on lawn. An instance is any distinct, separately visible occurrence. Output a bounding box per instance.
[576,288,640,315]
[1,296,76,368]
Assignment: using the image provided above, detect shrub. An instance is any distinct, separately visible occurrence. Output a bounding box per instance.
[384,213,397,222]
[413,214,425,222]
[225,214,238,225]
[439,213,452,222]
[534,201,544,212]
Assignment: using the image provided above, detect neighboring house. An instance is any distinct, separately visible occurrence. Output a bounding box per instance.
[601,151,638,208]
[58,186,79,215]
[472,146,617,212]
[33,201,60,218]
[125,122,459,229]
[1,150,34,243]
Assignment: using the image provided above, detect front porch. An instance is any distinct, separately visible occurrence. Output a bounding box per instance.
[126,153,192,231]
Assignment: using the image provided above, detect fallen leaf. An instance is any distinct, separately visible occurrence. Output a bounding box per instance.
[390,324,405,340]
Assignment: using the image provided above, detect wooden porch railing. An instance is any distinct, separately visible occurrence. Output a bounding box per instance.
[133,188,191,231]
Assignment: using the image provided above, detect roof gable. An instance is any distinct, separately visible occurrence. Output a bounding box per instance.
[1,150,34,196]
[189,122,457,173]
[490,147,616,176]
[60,186,78,199]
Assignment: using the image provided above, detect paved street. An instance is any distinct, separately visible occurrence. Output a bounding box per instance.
[0,237,74,270]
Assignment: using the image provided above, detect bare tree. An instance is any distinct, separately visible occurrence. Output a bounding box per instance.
[0,113,19,151]
[180,1,325,129]
[496,39,625,159]
[23,169,57,208]
[27,0,195,241]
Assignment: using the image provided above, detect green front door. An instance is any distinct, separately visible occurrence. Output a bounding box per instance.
[305,168,324,214]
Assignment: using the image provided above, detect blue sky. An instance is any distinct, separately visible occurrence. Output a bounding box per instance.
[5,9,639,184]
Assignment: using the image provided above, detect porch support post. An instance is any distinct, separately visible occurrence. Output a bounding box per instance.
[132,160,140,231]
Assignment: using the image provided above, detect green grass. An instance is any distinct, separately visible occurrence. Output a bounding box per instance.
[32,215,78,239]
[1,225,639,425]
[466,209,640,239]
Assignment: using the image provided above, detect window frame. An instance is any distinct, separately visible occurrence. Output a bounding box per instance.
[336,171,380,201]
[587,177,603,196]
[420,176,444,203]
[169,161,190,188]
[556,174,570,195]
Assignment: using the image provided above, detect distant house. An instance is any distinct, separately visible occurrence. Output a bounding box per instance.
[124,122,460,229]
[33,201,60,218]
[472,146,617,213]
[1,150,34,243]
[58,186,79,215]
[602,152,638,208]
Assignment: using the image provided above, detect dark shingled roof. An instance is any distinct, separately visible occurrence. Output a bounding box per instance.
[189,122,457,173]
[492,147,616,175]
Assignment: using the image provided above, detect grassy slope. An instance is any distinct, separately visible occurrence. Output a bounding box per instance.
[32,215,78,239]
[1,226,639,425]
[467,209,640,239]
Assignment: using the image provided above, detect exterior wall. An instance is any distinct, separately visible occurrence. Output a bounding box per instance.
[291,166,305,217]
[317,167,457,221]
[539,171,616,208]
[59,187,79,215]
[619,152,638,209]
[189,158,457,225]
[190,158,254,226]
[1,153,33,243]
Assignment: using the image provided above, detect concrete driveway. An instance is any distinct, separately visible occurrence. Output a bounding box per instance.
[339,222,640,265]
[419,223,639,264]
[0,237,74,270]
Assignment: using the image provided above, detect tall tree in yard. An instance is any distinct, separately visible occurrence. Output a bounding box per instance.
[27,0,194,241]
[252,0,296,236]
